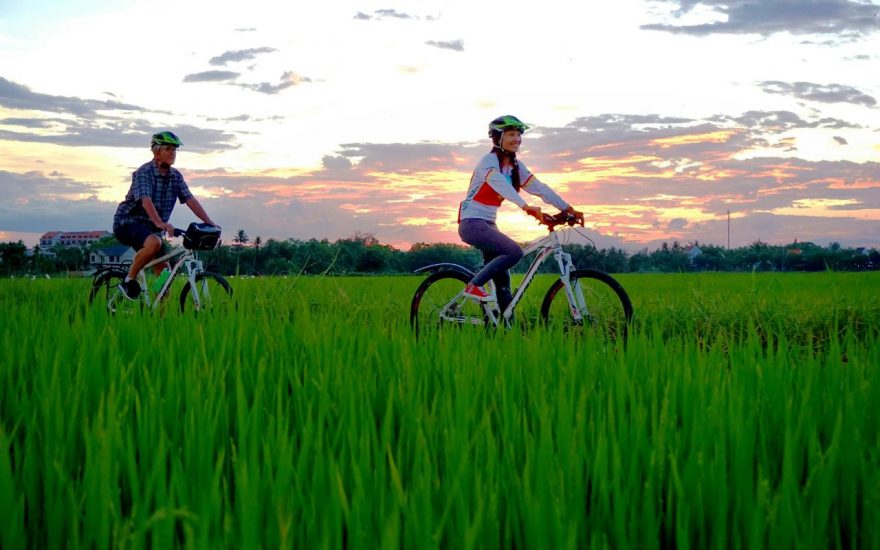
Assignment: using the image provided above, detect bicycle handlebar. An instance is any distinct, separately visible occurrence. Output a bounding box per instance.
[538,211,584,231]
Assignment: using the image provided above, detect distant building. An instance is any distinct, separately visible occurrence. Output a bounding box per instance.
[39,231,63,248]
[90,245,135,266]
[685,244,703,265]
[38,230,112,257]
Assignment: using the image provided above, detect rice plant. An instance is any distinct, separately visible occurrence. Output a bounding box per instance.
[1,273,878,548]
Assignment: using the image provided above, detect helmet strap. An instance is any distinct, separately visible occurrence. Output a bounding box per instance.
[495,142,517,154]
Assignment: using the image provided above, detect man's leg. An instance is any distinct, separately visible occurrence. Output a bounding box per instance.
[127,234,162,280]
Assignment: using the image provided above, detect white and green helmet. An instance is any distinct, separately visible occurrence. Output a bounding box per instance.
[488,115,529,138]
[151,131,183,148]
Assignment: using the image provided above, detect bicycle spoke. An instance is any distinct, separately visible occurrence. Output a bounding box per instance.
[180,272,233,314]
[411,271,488,335]
[541,270,632,342]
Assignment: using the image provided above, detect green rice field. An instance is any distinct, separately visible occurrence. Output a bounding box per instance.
[1,272,879,548]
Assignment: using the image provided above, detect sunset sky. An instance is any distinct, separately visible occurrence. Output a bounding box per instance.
[1,0,879,251]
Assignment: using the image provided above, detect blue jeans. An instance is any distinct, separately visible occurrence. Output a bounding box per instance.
[458,218,523,308]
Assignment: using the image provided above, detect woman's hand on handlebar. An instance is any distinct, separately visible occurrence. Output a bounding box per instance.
[563,206,585,226]
[527,205,584,227]
[524,205,547,223]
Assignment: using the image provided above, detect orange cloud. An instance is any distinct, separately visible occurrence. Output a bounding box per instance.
[764,205,880,220]
[650,130,739,148]
[750,162,809,183]
[827,178,880,190]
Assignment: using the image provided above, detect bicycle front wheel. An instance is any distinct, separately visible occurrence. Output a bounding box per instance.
[179,272,233,313]
[540,269,633,342]
[410,270,489,335]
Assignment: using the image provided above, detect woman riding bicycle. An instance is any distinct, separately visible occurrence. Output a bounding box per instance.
[458,115,583,311]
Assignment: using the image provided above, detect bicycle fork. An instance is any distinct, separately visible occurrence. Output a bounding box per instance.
[556,250,588,324]
[183,258,209,309]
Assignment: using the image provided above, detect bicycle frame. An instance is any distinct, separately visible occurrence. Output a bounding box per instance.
[479,228,586,327]
[412,212,631,336]
[136,245,207,310]
[425,227,585,328]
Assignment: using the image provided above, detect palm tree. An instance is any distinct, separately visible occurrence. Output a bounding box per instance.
[252,236,262,273]
[233,229,249,276]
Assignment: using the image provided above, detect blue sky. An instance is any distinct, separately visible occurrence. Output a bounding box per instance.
[1,0,879,250]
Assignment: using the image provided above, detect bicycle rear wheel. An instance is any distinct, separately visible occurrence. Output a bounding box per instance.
[179,271,233,313]
[540,269,633,342]
[410,270,490,335]
[89,269,142,315]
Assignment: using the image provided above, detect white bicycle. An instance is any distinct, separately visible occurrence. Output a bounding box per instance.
[410,212,633,340]
[89,223,232,314]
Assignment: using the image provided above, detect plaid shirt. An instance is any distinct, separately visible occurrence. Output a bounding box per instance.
[113,161,194,231]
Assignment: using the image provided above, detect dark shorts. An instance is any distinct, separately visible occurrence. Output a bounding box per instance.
[114,223,163,251]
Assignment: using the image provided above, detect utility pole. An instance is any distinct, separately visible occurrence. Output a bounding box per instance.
[727,209,730,249]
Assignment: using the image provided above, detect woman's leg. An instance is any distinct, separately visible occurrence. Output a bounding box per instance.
[458,219,523,289]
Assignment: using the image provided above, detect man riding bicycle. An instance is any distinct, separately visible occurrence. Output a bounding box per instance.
[112,131,219,300]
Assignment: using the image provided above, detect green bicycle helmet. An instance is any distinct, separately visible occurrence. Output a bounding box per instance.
[151,131,183,148]
[488,115,529,138]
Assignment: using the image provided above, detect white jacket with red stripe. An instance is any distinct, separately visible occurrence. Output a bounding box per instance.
[458,152,569,223]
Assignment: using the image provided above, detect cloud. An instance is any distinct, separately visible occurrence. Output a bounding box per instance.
[425,39,464,51]
[209,47,277,66]
[3,108,879,249]
[0,121,238,152]
[183,109,880,249]
[0,117,58,128]
[758,80,877,107]
[238,71,313,94]
[183,67,312,94]
[642,0,880,37]
[0,76,144,116]
[0,78,237,151]
[321,154,354,173]
[726,110,858,132]
[336,141,474,173]
[183,70,240,83]
[667,218,688,230]
[354,9,417,20]
[0,170,113,232]
[833,136,848,145]
[376,8,413,19]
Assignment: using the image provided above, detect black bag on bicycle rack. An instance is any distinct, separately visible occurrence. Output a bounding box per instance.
[183,223,221,250]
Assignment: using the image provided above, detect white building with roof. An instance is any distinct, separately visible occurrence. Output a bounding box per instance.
[38,230,112,257]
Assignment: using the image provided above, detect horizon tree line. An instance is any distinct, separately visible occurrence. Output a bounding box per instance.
[0,232,877,277]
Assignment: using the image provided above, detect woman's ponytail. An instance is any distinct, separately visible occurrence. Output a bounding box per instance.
[492,147,521,191]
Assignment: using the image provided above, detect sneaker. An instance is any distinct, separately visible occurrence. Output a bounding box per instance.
[119,279,141,301]
[463,283,495,302]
